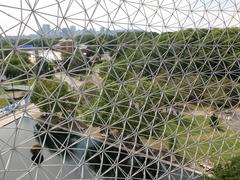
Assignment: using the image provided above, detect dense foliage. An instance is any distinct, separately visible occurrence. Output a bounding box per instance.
[79,27,240,137]
[33,58,54,77]
[61,51,93,75]
[3,52,32,79]
[209,156,240,179]
[30,79,78,113]
[92,28,240,109]
[80,77,172,137]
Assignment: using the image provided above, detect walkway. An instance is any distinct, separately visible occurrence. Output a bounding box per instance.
[55,72,84,90]
[55,71,102,90]
[0,110,24,127]
[163,104,240,131]
[0,104,41,127]
[2,85,31,91]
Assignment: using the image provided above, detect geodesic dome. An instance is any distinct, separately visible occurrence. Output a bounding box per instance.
[0,0,240,179]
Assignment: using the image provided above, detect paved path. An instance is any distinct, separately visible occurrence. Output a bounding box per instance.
[0,110,24,127]
[163,105,240,131]
[0,91,25,99]
[55,71,102,90]
[55,72,85,90]
[179,107,240,131]
[161,106,213,117]
[2,85,31,91]
[0,104,41,127]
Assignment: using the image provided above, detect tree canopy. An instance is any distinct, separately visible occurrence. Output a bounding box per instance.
[30,79,78,113]
[209,155,240,180]
[4,52,32,79]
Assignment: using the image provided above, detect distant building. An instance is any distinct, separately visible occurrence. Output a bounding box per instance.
[70,25,76,36]
[42,24,51,33]
[54,39,76,52]
[36,24,52,36]
[61,28,69,37]
[100,27,105,34]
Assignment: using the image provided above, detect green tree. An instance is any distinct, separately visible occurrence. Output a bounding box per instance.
[80,76,170,137]
[202,78,240,108]
[34,59,54,77]
[4,52,32,79]
[62,51,91,74]
[30,79,77,113]
[209,156,240,180]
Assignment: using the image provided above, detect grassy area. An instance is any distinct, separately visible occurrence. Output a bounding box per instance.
[1,80,25,86]
[0,89,4,95]
[0,98,9,108]
[164,115,240,165]
[185,103,214,112]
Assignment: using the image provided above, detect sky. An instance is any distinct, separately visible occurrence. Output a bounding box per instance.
[0,0,239,36]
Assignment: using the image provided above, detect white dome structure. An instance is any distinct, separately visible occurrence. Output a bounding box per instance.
[0,0,240,179]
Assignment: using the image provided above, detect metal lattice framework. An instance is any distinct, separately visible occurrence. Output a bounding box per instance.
[0,0,240,179]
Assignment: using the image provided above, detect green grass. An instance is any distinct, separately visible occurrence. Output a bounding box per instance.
[0,98,9,108]
[184,103,215,113]
[163,115,240,165]
[0,89,4,95]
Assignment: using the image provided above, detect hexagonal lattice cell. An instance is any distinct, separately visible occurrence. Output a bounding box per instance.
[1,0,240,179]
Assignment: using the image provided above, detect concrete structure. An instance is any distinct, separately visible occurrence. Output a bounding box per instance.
[55,39,76,52]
